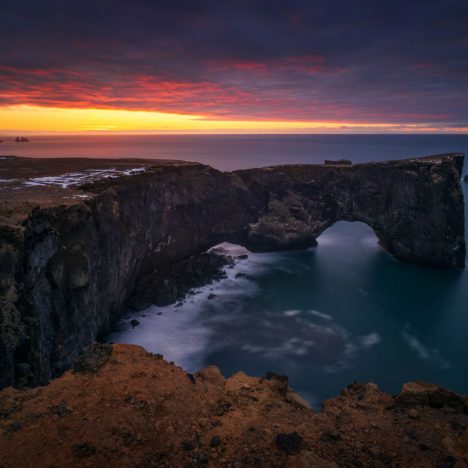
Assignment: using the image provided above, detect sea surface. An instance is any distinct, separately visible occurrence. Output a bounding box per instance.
[3,134,468,406]
[1,133,468,171]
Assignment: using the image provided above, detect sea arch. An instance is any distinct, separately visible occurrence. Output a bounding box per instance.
[231,155,465,268]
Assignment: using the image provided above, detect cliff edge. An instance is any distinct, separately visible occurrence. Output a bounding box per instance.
[0,344,467,467]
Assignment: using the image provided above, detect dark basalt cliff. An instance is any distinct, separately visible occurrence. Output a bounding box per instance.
[0,153,465,389]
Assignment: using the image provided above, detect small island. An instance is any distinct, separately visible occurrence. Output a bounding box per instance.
[324,159,352,165]
[14,136,29,142]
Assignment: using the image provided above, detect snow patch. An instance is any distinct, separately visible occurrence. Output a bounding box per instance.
[22,167,148,188]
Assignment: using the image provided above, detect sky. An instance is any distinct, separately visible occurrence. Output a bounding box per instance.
[1,0,468,134]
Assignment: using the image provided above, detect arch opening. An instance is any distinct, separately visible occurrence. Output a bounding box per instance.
[316,220,380,249]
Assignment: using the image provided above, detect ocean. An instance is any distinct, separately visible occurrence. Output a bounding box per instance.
[3,133,468,406]
[2,133,468,171]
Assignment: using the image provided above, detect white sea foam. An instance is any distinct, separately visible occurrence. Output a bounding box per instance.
[209,242,250,257]
[236,308,377,374]
[109,242,265,370]
[242,335,319,359]
[284,309,301,317]
[359,332,381,347]
[403,331,430,360]
[308,310,332,320]
[324,341,358,374]
[109,240,394,381]
[402,325,451,369]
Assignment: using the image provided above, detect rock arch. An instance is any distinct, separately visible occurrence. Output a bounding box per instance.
[233,154,465,268]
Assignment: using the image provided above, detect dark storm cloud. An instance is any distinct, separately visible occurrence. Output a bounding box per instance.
[1,0,467,125]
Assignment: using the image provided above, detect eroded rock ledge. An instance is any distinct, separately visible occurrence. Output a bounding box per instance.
[0,154,465,388]
[0,344,467,467]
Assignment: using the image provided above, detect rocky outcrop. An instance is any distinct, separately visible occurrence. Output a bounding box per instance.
[0,153,465,388]
[238,154,465,265]
[130,252,234,310]
[0,344,467,467]
[324,159,352,165]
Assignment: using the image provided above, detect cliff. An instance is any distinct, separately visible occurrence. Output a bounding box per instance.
[0,344,467,467]
[0,153,465,389]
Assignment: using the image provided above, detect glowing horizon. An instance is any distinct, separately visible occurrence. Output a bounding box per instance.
[1,105,467,135]
[1,2,467,135]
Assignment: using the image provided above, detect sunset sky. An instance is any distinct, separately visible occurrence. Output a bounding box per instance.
[1,0,467,134]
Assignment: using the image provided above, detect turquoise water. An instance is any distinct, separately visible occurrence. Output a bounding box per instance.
[109,213,468,407]
[7,133,467,406]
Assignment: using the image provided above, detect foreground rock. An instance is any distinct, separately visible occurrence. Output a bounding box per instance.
[0,154,465,389]
[0,344,467,467]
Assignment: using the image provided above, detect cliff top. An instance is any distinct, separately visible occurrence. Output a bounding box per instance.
[0,344,467,467]
[0,153,463,226]
[235,152,464,175]
[0,156,198,225]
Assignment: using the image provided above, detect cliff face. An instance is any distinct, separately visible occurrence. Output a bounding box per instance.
[0,162,244,389]
[0,153,465,389]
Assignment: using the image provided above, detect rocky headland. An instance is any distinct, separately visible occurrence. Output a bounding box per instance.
[0,153,465,390]
[0,153,466,466]
[0,344,467,467]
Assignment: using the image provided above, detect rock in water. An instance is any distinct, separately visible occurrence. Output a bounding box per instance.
[324,159,352,165]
